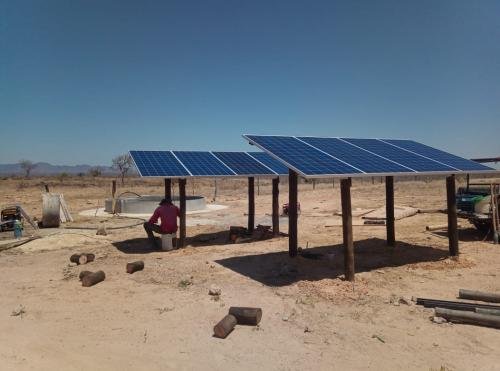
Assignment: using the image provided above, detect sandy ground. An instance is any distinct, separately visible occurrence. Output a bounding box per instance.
[1,176,500,371]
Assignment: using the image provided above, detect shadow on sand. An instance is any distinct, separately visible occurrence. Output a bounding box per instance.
[113,230,258,254]
[431,227,491,243]
[215,238,449,287]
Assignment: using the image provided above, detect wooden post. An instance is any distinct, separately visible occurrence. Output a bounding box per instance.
[112,180,116,198]
[288,170,298,257]
[248,177,255,232]
[312,179,316,190]
[446,175,459,256]
[385,176,395,247]
[272,177,280,236]
[214,179,218,201]
[164,179,172,200]
[179,179,187,247]
[341,178,354,281]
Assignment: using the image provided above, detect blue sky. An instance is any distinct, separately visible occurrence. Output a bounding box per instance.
[1,0,499,166]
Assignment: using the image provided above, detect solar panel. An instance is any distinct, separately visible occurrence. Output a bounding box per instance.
[247,152,289,175]
[382,139,492,171]
[243,135,496,178]
[130,151,190,177]
[244,135,362,176]
[212,152,276,175]
[340,138,455,172]
[298,137,412,173]
[173,151,235,176]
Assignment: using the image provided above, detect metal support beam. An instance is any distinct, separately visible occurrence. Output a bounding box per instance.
[288,170,298,257]
[179,179,186,248]
[385,176,395,247]
[446,175,459,256]
[272,177,280,236]
[341,178,354,281]
[248,177,255,232]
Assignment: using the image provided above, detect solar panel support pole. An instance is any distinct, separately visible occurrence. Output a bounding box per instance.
[164,179,172,201]
[272,177,280,236]
[179,179,187,248]
[288,170,298,257]
[385,176,395,247]
[248,177,255,233]
[446,175,459,256]
[341,178,355,281]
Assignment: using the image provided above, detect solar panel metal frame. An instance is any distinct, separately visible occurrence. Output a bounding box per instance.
[130,150,287,178]
[243,134,497,179]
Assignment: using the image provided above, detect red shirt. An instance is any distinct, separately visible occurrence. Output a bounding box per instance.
[149,204,180,233]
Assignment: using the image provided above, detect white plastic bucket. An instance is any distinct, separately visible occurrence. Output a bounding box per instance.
[161,233,175,251]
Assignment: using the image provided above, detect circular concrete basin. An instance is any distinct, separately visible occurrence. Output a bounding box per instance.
[104,195,206,214]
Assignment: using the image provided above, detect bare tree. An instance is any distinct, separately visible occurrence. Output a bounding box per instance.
[19,159,37,178]
[112,153,133,185]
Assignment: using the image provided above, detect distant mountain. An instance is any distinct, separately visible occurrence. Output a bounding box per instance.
[0,162,121,176]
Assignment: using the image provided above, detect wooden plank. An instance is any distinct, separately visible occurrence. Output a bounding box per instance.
[248,177,255,232]
[341,178,354,281]
[288,170,298,257]
[446,175,459,256]
[385,176,395,247]
[272,177,280,236]
[179,179,187,247]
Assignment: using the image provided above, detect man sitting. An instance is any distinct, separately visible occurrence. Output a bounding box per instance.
[143,198,180,249]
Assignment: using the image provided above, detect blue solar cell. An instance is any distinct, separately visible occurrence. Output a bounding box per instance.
[247,152,289,175]
[212,152,275,175]
[298,137,412,174]
[341,138,455,172]
[382,139,494,171]
[245,135,362,175]
[130,151,190,177]
[173,151,235,176]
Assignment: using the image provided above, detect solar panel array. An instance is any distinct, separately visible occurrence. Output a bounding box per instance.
[130,150,288,178]
[243,135,495,178]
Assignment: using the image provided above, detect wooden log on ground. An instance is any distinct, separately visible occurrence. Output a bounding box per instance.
[426,224,448,231]
[70,253,95,265]
[364,220,385,225]
[70,254,81,264]
[418,208,446,214]
[476,308,500,316]
[435,307,500,329]
[459,289,500,303]
[79,271,92,281]
[228,307,262,326]
[81,271,105,287]
[213,314,237,339]
[126,261,144,274]
[79,253,95,265]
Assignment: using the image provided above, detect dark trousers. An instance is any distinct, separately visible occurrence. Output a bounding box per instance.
[143,222,162,246]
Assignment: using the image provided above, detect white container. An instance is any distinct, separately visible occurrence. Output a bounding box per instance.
[161,233,175,251]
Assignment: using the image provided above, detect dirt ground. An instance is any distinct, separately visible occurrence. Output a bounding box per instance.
[1,175,500,371]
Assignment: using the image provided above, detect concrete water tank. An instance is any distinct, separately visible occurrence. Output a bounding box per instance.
[104,195,206,214]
